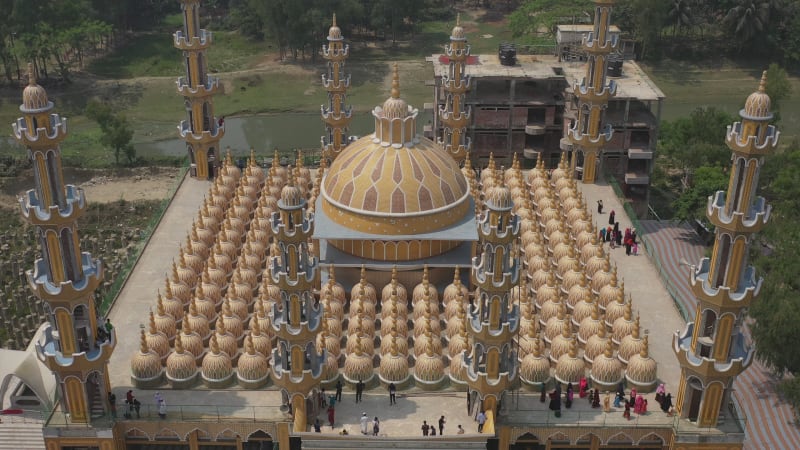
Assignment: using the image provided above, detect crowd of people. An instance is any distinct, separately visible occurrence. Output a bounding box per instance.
[544,377,674,420]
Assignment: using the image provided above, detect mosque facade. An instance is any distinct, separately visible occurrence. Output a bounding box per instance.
[7,1,770,450]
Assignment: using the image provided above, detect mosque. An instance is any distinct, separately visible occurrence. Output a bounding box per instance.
[1,0,778,449]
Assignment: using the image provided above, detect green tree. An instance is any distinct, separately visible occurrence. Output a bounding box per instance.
[86,100,136,165]
[764,63,792,122]
[624,0,668,59]
[509,0,592,38]
[670,165,727,222]
[667,0,693,37]
[724,0,773,51]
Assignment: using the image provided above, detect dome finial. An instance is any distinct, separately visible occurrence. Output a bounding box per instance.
[139,328,149,354]
[759,70,767,93]
[456,13,461,27]
[391,63,401,99]
[27,63,36,86]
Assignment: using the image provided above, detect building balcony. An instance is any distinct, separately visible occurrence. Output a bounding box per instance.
[173,29,212,51]
[322,44,349,59]
[176,75,220,97]
[689,257,761,308]
[525,123,546,135]
[725,122,780,156]
[624,171,649,185]
[627,146,653,159]
[322,72,351,90]
[582,31,619,53]
[178,119,224,144]
[673,323,753,378]
[19,185,86,226]
[706,191,770,233]
[12,115,68,147]
[36,323,116,371]
[27,253,103,302]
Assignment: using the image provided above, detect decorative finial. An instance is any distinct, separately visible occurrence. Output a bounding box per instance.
[27,63,36,86]
[139,329,149,353]
[175,333,185,353]
[456,13,461,27]
[604,339,613,358]
[210,334,221,354]
[759,70,767,93]
[391,63,400,99]
[332,13,337,27]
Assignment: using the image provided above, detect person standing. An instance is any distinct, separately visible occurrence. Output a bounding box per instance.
[108,392,117,418]
[133,398,141,419]
[104,318,114,335]
[335,380,343,402]
[313,419,321,432]
[661,393,673,415]
[360,412,370,435]
[609,210,615,225]
[476,411,486,432]
[422,420,430,436]
[158,399,167,419]
[438,415,446,435]
[154,392,163,406]
[597,199,604,214]
[372,417,380,436]
[614,222,622,246]
[327,405,335,428]
[388,382,396,405]
[356,379,364,403]
[565,383,574,408]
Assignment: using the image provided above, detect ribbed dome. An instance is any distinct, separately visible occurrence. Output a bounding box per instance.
[249,318,272,357]
[237,335,269,383]
[743,71,772,119]
[578,303,604,344]
[322,69,470,236]
[380,329,409,354]
[555,340,585,384]
[220,299,244,340]
[202,335,234,383]
[321,266,346,302]
[131,329,163,382]
[590,340,624,386]
[351,266,377,302]
[618,315,644,364]
[625,335,657,387]
[179,314,205,359]
[146,314,170,360]
[280,167,305,208]
[414,327,442,355]
[448,329,469,357]
[414,345,444,382]
[584,325,609,365]
[520,335,551,384]
[166,334,198,382]
[612,305,636,344]
[344,337,374,381]
[327,14,343,40]
[379,336,409,381]
[382,267,409,302]
[605,287,627,328]
[450,14,465,40]
[153,303,177,340]
[21,64,52,113]
[449,350,467,382]
[443,266,469,305]
[159,290,185,321]
[549,326,575,362]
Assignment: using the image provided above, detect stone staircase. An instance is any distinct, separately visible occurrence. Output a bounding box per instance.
[300,434,488,450]
[0,421,45,450]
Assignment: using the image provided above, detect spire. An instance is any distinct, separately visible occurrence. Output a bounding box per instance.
[759,70,767,93]
[27,62,36,86]
[391,63,400,99]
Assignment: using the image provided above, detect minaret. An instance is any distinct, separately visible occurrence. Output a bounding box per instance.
[13,64,114,423]
[674,72,778,426]
[566,0,617,184]
[320,14,352,162]
[464,171,520,420]
[269,168,324,432]
[175,0,224,180]
[438,14,472,164]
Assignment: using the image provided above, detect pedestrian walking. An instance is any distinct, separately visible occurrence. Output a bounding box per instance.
[356,379,364,403]
[327,405,335,428]
[422,420,430,436]
[360,412,370,435]
[372,417,380,436]
[438,415,446,435]
[609,210,615,225]
[661,393,674,415]
[388,382,396,405]
[476,411,486,432]
[335,380,343,402]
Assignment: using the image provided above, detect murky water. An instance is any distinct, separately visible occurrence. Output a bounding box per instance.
[136,111,433,158]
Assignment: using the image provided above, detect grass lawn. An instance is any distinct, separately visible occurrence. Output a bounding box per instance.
[641,60,800,138]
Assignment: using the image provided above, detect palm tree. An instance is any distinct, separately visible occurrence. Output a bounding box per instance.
[668,0,693,37]
[724,0,773,50]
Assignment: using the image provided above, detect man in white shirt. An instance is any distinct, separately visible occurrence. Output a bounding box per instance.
[360,412,370,435]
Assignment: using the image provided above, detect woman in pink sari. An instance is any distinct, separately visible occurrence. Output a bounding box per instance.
[578,377,588,398]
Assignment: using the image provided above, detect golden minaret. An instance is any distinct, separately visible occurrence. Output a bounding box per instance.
[464,171,520,425]
[674,72,779,426]
[566,0,617,183]
[438,14,472,163]
[269,169,324,432]
[13,64,115,423]
[175,0,225,180]
[321,14,353,162]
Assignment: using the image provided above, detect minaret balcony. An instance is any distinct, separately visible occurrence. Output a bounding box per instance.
[321,108,353,128]
[581,32,619,54]
[322,73,351,90]
[19,185,86,226]
[270,347,325,393]
[174,29,212,51]
[176,75,220,97]
[442,76,471,93]
[467,308,520,342]
[707,191,771,233]
[445,44,471,58]
[322,44,349,58]
[178,119,224,144]
[689,257,761,308]
[27,253,103,302]
[725,122,780,156]
[36,323,116,372]
[441,140,472,157]
[439,108,471,127]
[673,323,753,378]
[472,259,520,291]
[567,123,613,149]
[525,123,546,136]
[12,115,68,147]
[573,79,617,103]
[462,355,516,396]
[269,212,315,240]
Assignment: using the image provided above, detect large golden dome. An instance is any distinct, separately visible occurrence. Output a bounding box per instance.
[321,64,470,237]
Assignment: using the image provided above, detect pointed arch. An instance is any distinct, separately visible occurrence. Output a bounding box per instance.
[125,428,151,440]
[245,430,273,441]
[637,432,665,445]
[216,429,240,441]
[154,427,181,441]
[182,428,210,441]
[605,431,634,445]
